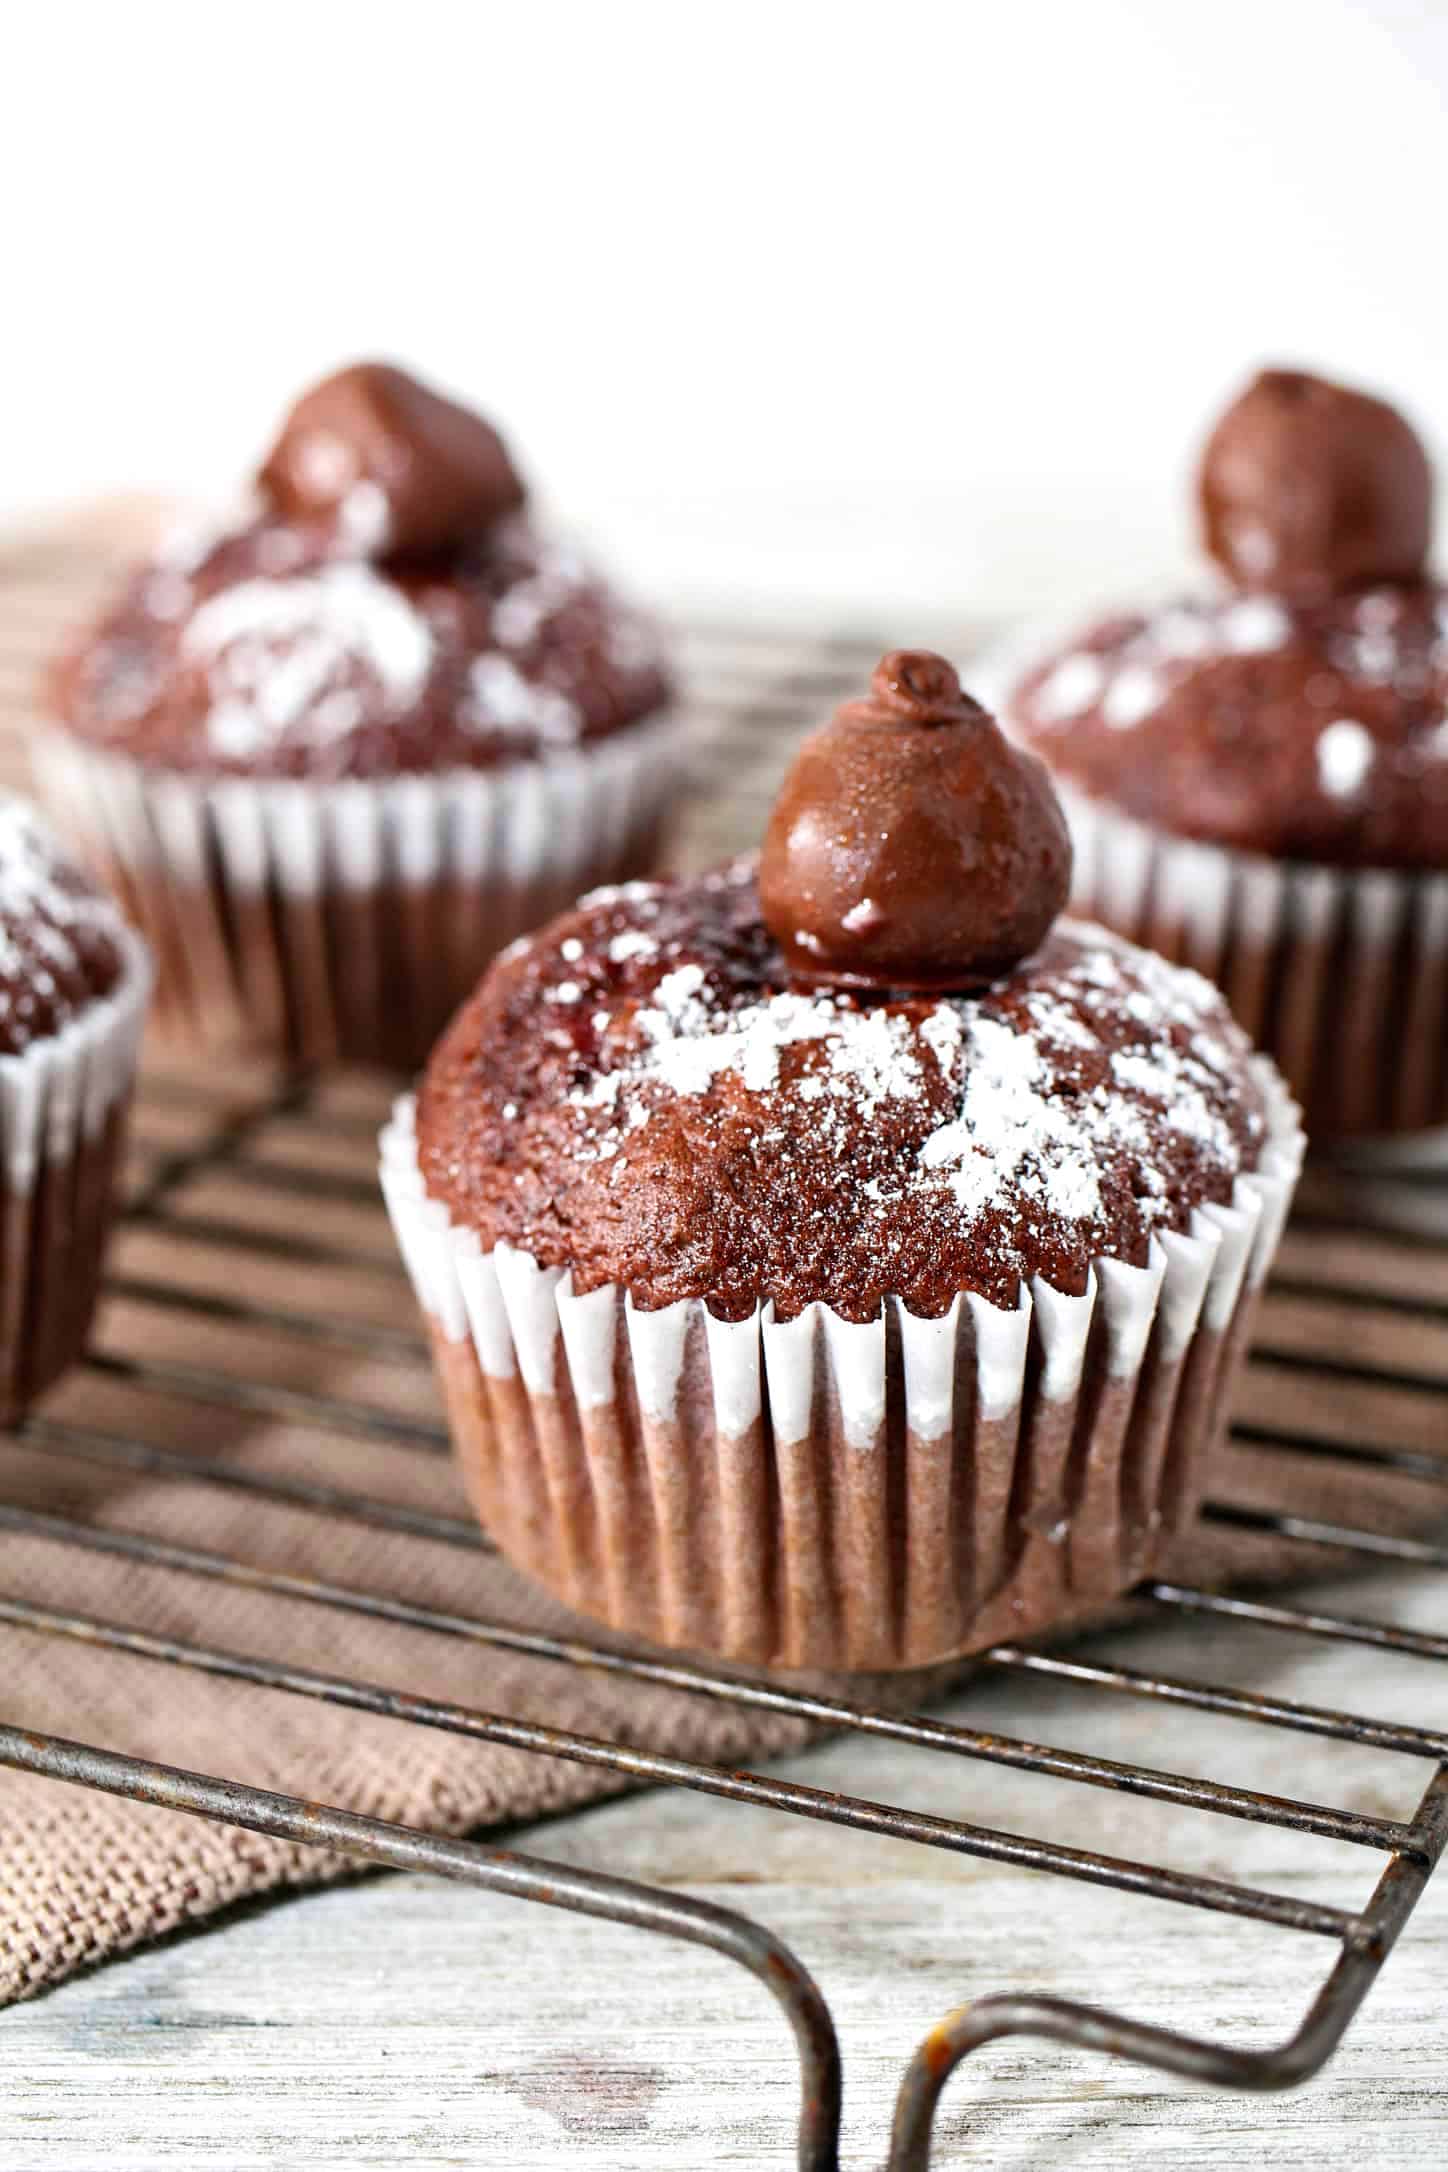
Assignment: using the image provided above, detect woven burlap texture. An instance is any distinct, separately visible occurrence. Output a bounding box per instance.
[2,1316,1430,2009]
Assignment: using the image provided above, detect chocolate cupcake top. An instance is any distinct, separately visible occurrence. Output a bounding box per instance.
[0,797,128,1054]
[1010,584,1448,866]
[417,858,1269,1322]
[1009,368,1448,868]
[49,364,672,782]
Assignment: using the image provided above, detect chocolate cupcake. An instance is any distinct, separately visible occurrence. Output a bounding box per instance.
[0,798,149,1421]
[39,363,681,1070]
[1005,367,1448,1138]
[383,654,1302,1670]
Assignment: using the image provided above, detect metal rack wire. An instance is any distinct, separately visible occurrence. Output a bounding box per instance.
[0,558,1445,2167]
[0,1062,1445,2169]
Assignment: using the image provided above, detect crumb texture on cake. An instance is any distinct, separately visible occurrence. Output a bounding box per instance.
[0,798,126,1053]
[416,859,1270,1322]
[49,513,672,779]
[1009,586,1448,867]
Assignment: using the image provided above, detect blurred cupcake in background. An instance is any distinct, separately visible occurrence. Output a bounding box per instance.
[38,363,682,1070]
[0,797,149,1421]
[1004,368,1448,1138]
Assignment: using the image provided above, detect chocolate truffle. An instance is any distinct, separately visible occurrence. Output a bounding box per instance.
[760,651,1072,990]
[1200,367,1432,600]
[257,362,527,560]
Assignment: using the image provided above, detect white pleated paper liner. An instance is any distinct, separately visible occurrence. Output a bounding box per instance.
[969,621,1448,1141]
[0,925,151,1422]
[381,1076,1304,1671]
[32,708,686,1071]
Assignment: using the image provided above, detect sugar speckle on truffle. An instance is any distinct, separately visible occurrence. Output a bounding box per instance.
[1227,522,1277,579]
[1220,597,1292,654]
[1316,718,1375,800]
[336,480,392,555]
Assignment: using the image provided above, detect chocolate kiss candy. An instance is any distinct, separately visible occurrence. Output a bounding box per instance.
[1199,367,1432,598]
[760,650,1072,991]
[258,362,526,557]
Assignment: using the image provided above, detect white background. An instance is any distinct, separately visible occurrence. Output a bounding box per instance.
[6,0,1448,621]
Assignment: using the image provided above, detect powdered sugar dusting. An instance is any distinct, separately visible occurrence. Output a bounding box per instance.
[1019,589,1448,780]
[913,935,1237,1226]
[1033,654,1106,723]
[1011,586,1448,868]
[64,501,670,777]
[489,537,591,646]
[919,1013,1112,1222]
[1316,718,1375,799]
[1102,665,1161,730]
[466,654,582,744]
[428,864,1269,1320]
[557,889,1257,1247]
[1020,595,1294,743]
[185,565,434,757]
[336,481,392,555]
[577,966,924,1114]
[608,928,659,965]
[0,797,126,1049]
[1221,597,1292,654]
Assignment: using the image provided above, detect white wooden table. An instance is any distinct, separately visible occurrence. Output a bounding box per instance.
[4,1556,1444,2171]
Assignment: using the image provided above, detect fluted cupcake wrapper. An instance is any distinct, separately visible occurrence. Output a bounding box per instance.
[33,712,685,1071]
[381,1075,1303,1670]
[1059,782,1448,1140]
[0,927,151,1423]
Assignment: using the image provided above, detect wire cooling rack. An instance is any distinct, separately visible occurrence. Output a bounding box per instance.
[0,523,1446,2168]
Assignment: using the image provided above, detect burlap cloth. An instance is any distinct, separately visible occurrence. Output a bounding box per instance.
[0,509,1442,2007]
